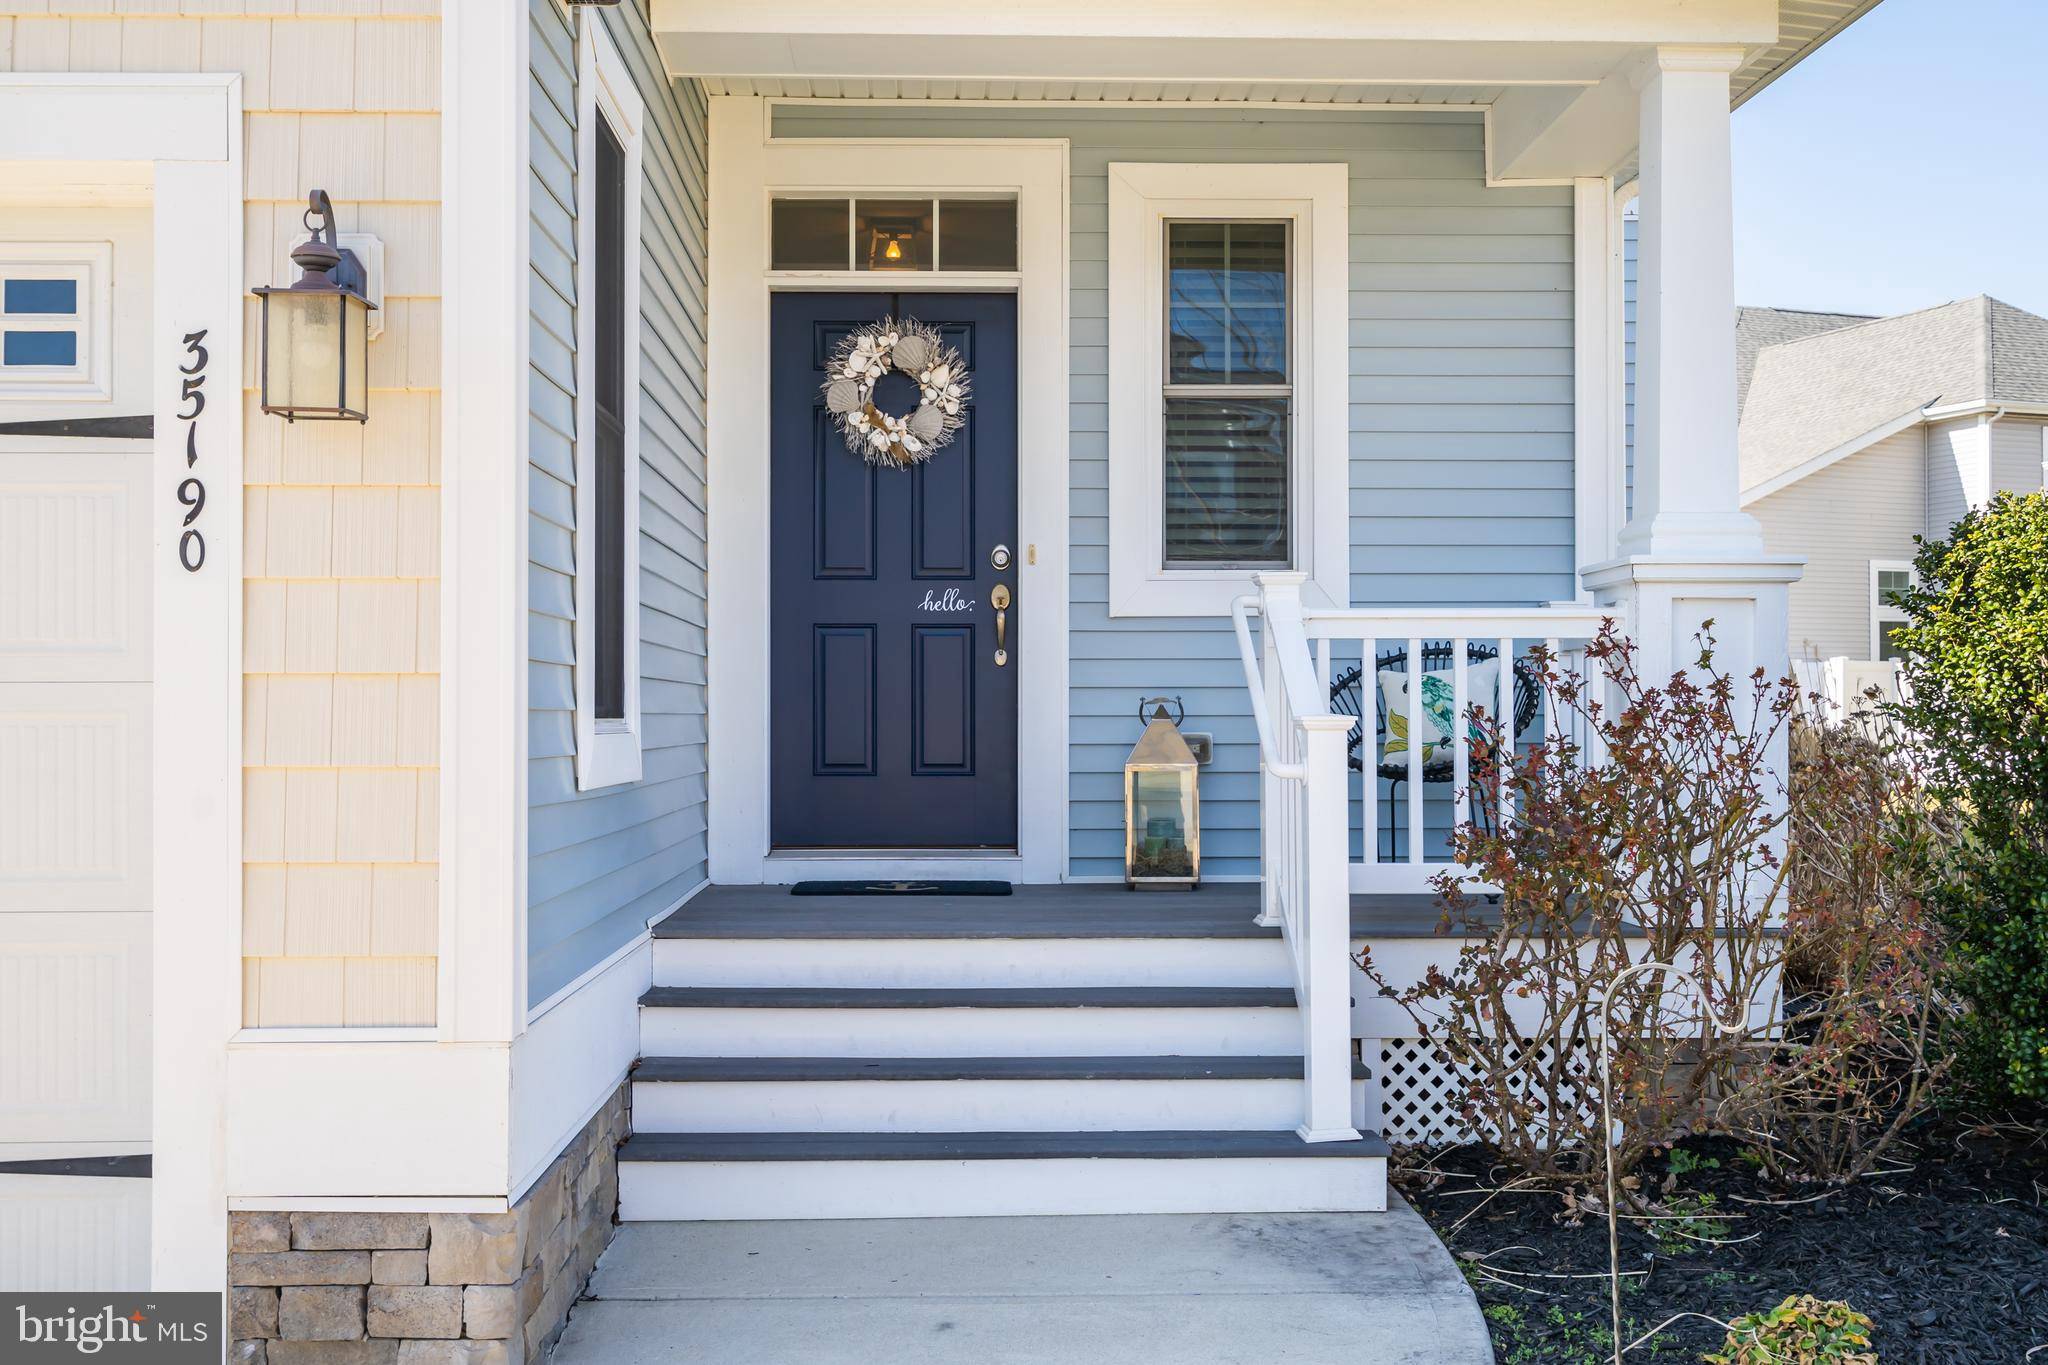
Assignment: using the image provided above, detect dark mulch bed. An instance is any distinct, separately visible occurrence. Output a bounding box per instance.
[1401,1120,2048,1364]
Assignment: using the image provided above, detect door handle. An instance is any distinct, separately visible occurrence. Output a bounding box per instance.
[991,583,1011,667]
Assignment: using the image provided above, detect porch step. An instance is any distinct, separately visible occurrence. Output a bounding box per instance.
[651,933,1294,988]
[637,985,1303,1058]
[634,1055,1358,1081]
[626,885,1387,1221]
[616,1129,1390,1221]
[649,885,1293,989]
[630,1055,1370,1134]
[640,985,1296,1009]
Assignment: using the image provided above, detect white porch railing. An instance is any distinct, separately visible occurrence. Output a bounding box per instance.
[1232,573,1612,1141]
[1302,599,1611,894]
[1229,572,1360,1143]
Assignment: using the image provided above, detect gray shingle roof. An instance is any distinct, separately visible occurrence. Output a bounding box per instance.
[1737,295,2048,493]
[1987,297,2048,404]
[1735,306,1872,416]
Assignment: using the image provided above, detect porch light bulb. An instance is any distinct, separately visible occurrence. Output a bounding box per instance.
[884,238,903,261]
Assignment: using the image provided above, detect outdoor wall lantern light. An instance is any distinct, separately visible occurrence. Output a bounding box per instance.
[254,190,375,423]
[1124,696,1201,890]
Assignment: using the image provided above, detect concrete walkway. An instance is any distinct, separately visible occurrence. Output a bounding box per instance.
[549,1197,1493,1365]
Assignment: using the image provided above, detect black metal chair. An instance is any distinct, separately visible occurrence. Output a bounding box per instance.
[1328,642,1541,861]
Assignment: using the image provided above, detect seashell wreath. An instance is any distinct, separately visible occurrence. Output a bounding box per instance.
[822,318,970,467]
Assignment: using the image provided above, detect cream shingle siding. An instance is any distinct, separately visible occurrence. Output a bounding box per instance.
[1751,427,1924,662]
[2,1,445,1027]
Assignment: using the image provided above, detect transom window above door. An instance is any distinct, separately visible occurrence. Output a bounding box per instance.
[770,197,1018,273]
[0,242,112,400]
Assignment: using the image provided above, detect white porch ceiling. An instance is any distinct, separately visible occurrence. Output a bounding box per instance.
[659,0,1876,113]
[662,0,1880,182]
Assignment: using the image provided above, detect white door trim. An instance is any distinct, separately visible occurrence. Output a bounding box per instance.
[1571,175,1625,593]
[0,71,245,1293]
[705,99,1071,884]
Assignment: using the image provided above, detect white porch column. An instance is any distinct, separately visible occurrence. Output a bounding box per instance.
[1587,46,1802,693]
[1621,46,1755,561]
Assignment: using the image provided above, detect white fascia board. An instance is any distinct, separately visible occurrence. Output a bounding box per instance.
[1919,399,2048,423]
[1739,404,1931,507]
[658,32,1649,86]
[652,0,1777,46]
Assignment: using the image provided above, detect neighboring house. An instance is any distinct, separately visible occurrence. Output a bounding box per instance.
[0,0,1857,1336]
[1738,296,2048,665]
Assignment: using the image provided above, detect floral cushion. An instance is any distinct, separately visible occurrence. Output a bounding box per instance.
[1376,659,1500,767]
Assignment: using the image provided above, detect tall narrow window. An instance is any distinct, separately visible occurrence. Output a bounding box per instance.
[573,16,644,791]
[592,117,627,721]
[1163,221,1291,567]
[1871,562,1914,661]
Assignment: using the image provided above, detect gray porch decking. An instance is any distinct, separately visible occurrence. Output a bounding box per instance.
[655,883,1466,939]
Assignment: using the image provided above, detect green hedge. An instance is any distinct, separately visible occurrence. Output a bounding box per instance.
[1892,492,2048,1101]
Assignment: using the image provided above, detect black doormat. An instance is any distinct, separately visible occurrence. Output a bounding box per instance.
[790,879,1013,896]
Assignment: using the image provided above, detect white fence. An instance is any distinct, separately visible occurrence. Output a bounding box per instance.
[1792,656,1904,725]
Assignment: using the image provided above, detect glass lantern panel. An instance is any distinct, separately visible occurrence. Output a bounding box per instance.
[342,293,369,416]
[1130,768,1195,879]
[266,290,341,412]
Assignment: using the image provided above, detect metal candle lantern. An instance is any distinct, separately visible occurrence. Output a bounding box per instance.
[1124,696,1200,890]
[253,189,375,423]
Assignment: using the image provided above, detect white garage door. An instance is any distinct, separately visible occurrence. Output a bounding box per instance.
[0,206,154,1291]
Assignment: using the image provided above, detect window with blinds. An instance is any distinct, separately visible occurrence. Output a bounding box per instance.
[1162,220,1291,568]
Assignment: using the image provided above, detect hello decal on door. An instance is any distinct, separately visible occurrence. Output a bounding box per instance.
[917,588,975,614]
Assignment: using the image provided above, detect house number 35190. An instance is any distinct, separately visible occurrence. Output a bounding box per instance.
[175,328,208,572]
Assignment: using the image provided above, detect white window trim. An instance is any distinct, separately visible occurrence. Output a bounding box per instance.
[571,15,645,791]
[1869,558,1914,661]
[1106,162,1348,617]
[0,239,112,401]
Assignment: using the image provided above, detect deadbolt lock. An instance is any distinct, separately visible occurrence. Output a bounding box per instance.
[990,544,1012,570]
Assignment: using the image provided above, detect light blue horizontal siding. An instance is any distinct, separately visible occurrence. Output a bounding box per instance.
[775,105,1576,878]
[528,0,709,1005]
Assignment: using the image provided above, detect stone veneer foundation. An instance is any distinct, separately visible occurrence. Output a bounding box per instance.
[228,1084,627,1364]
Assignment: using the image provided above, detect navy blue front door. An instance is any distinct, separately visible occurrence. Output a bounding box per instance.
[769,293,1019,848]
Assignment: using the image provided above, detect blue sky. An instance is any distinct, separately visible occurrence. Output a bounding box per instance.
[1732,0,2048,318]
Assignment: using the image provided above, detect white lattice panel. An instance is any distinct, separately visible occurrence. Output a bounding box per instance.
[1371,1035,1598,1147]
